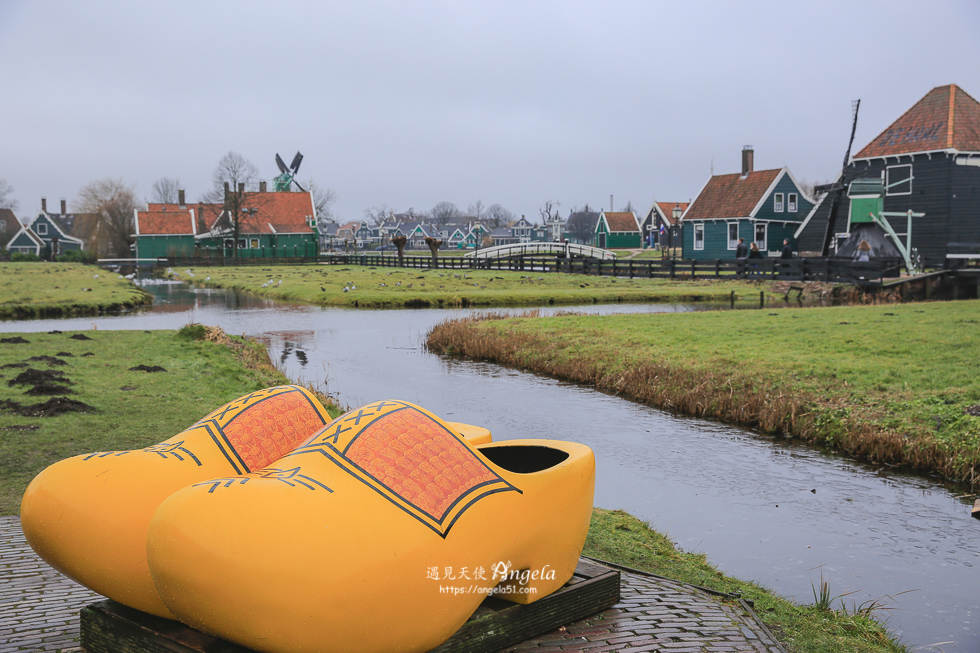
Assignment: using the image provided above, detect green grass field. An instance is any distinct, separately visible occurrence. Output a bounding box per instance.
[0,262,152,318]
[0,325,902,651]
[180,263,827,309]
[426,299,980,485]
[0,326,340,515]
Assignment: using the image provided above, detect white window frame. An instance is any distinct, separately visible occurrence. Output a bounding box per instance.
[693,223,705,250]
[36,222,48,235]
[754,223,767,251]
[886,164,913,196]
[788,193,798,212]
[727,222,739,250]
[773,193,784,213]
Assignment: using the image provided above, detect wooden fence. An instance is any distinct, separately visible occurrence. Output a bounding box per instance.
[319,253,903,284]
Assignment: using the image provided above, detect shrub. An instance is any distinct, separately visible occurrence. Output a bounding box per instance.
[57,249,96,264]
[10,252,40,262]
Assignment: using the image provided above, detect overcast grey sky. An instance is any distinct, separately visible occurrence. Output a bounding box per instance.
[2,0,979,223]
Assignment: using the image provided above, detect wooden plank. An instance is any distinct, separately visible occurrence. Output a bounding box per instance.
[80,559,620,653]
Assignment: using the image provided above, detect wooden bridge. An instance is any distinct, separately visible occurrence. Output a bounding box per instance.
[464,242,615,261]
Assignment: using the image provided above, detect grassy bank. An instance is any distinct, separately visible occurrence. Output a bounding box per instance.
[179,263,837,309]
[0,262,152,319]
[0,326,341,515]
[585,508,903,652]
[426,300,980,485]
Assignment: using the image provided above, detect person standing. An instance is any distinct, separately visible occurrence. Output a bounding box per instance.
[735,237,748,259]
[780,239,793,259]
[735,237,748,277]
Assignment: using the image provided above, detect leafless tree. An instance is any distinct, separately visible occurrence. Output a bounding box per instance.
[484,203,514,229]
[308,180,337,222]
[467,200,485,221]
[200,152,263,258]
[74,178,138,258]
[566,210,598,244]
[619,200,635,213]
[364,204,392,226]
[430,201,461,225]
[150,177,182,204]
[539,200,560,224]
[0,179,18,211]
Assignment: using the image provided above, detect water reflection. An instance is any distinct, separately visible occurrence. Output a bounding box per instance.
[1,281,977,651]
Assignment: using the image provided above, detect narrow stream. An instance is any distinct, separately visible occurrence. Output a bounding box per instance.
[4,282,977,651]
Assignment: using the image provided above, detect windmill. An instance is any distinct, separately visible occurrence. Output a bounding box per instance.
[816,99,860,255]
[274,152,306,192]
[818,100,922,272]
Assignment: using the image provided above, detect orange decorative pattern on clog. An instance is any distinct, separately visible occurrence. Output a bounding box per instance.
[287,400,519,537]
[345,408,500,521]
[191,386,328,473]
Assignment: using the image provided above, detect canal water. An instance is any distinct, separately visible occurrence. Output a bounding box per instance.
[4,281,977,651]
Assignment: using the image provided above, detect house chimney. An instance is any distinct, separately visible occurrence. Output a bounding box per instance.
[60,199,66,215]
[259,181,267,193]
[41,197,47,213]
[742,146,754,176]
[178,189,185,207]
[238,182,245,194]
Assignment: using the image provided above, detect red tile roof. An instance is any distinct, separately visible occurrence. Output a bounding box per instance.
[855,84,980,158]
[602,212,639,232]
[683,169,781,221]
[137,207,196,235]
[656,202,689,226]
[207,192,316,235]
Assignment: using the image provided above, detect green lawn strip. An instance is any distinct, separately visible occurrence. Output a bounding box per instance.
[178,263,826,309]
[0,262,152,318]
[584,508,904,652]
[425,300,980,484]
[0,327,342,516]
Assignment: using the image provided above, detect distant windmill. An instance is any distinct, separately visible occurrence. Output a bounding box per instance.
[274,152,306,192]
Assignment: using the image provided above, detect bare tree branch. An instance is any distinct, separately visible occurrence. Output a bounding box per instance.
[430,201,461,225]
[73,178,138,258]
[307,180,337,222]
[484,203,513,229]
[150,177,182,204]
[0,179,18,211]
[364,204,392,226]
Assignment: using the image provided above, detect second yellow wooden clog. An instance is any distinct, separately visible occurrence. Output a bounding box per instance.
[147,400,594,653]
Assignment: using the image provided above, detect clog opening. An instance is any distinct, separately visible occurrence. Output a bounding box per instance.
[479,445,569,473]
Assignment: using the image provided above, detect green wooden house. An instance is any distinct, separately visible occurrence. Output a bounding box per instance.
[682,148,814,259]
[133,204,199,260]
[6,210,85,259]
[594,211,641,249]
[194,191,319,258]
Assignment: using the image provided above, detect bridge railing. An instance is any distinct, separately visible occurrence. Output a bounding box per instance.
[464,242,615,261]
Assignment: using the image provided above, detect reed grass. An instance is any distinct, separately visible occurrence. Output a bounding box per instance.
[426,300,980,485]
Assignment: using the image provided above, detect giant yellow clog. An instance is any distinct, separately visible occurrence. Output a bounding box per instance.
[146,399,594,653]
[20,385,333,618]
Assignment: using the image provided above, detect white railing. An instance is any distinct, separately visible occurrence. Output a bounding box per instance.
[464,242,615,260]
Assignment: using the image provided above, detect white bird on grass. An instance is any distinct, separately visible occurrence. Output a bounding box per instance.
[186,269,195,277]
